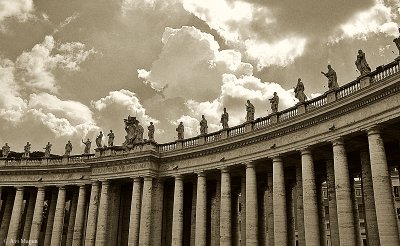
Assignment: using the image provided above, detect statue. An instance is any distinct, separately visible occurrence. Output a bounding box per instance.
[294,78,306,103]
[65,140,73,156]
[123,115,145,148]
[95,131,103,148]
[137,124,144,142]
[200,115,208,135]
[43,142,52,158]
[176,122,184,140]
[148,122,155,141]
[23,142,31,158]
[107,130,114,147]
[220,108,229,129]
[355,49,371,76]
[393,27,400,55]
[321,65,339,90]
[2,143,10,158]
[246,100,255,121]
[82,139,91,154]
[269,92,279,113]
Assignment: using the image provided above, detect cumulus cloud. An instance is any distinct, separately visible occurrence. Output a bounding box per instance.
[171,115,200,139]
[0,0,34,31]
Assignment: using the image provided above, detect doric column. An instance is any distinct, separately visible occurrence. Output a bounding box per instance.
[300,148,320,245]
[128,177,142,246]
[266,172,274,246]
[66,188,79,246]
[350,177,362,246]
[316,178,327,246]
[220,167,231,246]
[50,186,67,246]
[28,187,45,245]
[332,138,356,245]
[84,181,100,246]
[195,172,207,246]
[151,179,164,246]
[22,190,36,242]
[139,177,153,246]
[171,175,184,246]
[240,176,246,246]
[367,128,400,244]
[273,156,287,246]
[326,160,339,246]
[286,182,296,246]
[0,191,14,246]
[72,185,87,246]
[360,151,380,245]
[246,162,258,245]
[190,182,197,246]
[95,180,110,246]
[213,177,221,246]
[44,190,58,246]
[5,187,24,246]
[295,164,305,246]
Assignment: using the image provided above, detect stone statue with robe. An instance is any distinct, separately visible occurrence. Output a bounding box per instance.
[2,143,10,158]
[23,142,31,158]
[246,100,255,121]
[82,139,91,154]
[44,142,52,158]
[321,65,339,90]
[200,115,208,135]
[220,108,229,129]
[65,141,73,156]
[355,49,371,76]
[176,122,184,140]
[95,131,103,148]
[107,130,114,147]
[148,122,155,141]
[294,78,306,103]
[269,92,279,113]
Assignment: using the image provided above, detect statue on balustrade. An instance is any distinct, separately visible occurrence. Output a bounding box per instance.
[200,115,208,135]
[148,122,155,141]
[246,100,255,121]
[123,115,145,148]
[65,140,72,156]
[294,78,306,103]
[221,107,229,129]
[107,130,114,147]
[82,139,91,154]
[176,122,184,140]
[23,142,31,158]
[2,143,10,158]
[44,142,52,158]
[95,131,103,148]
[269,92,279,113]
[321,65,339,90]
[355,49,371,76]
[393,27,400,55]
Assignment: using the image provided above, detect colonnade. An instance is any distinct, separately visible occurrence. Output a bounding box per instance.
[0,127,399,245]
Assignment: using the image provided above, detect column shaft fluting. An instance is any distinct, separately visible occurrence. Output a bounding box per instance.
[273,157,287,246]
[28,187,45,245]
[367,128,400,244]
[84,181,100,246]
[295,164,305,246]
[72,185,87,246]
[246,163,258,245]
[50,186,67,246]
[326,160,339,246]
[22,190,36,242]
[266,172,274,246]
[95,180,110,246]
[171,175,184,246]
[316,179,327,246]
[66,188,79,246]
[220,168,232,246]
[286,183,296,246]
[0,192,15,246]
[128,177,142,246]
[195,173,207,246]
[139,177,153,246]
[151,180,164,246]
[6,187,24,246]
[44,191,57,246]
[350,177,362,246]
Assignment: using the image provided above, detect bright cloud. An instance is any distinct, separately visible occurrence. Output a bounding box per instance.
[171,115,200,139]
[0,0,34,30]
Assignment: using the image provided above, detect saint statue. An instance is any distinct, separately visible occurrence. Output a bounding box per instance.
[176,122,184,140]
[65,140,73,156]
[44,142,52,158]
[200,115,208,135]
[2,143,10,158]
[294,78,306,103]
[148,122,155,141]
[269,92,279,113]
[23,142,31,158]
[95,131,103,148]
[123,115,144,148]
[82,139,91,154]
[246,100,255,121]
[220,107,229,129]
[107,130,114,147]
[321,65,339,90]
[355,49,371,76]
[137,124,144,142]
[393,27,400,55]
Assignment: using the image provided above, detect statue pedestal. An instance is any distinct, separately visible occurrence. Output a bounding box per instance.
[297,103,306,114]
[0,159,6,167]
[326,90,337,103]
[360,76,371,89]
[221,130,228,139]
[199,136,206,145]
[245,122,253,133]
[270,113,278,124]
[95,148,102,157]
[62,156,69,164]
[176,140,183,150]
[143,142,157,151]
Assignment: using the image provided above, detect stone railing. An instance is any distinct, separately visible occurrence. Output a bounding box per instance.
[228,124,246,137]
[336,79,361,99]
[372,60,400,83]
[279,106,298,121]
[0,154,95,167]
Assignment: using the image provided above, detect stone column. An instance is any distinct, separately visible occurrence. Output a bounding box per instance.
[213,177,221,246]
[360,151,380,245]
[5,187,24,246]
[316,178,327,246]
[66,188,79,246]
[28,187,45,245]
[332,138,356,245]
[273,156,287,246]
[95,180,110,246]
[220,167,231,246]
[171,175,184,246]
[85,181,100,246]
[128,177,142,246]
[367,128,400,244]
[0,191,14,246]
[350,177,362,246]
[295,164,305,246]
[190,182,197,246]
[240,176,246,246]
[72,185,87,246]
[22,190,36,242]
[139,177,153,246]
[266,172,274,246]
[246,162,258,245]
[300,148,320,245]
[326,160,339,246]
[44,190,57,246]
[151,180,164,246]
[195,172,207,246]
[50,186,67,246]
[286,183,296,246]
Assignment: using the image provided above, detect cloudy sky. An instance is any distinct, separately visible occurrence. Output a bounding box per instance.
[0,0,399,155]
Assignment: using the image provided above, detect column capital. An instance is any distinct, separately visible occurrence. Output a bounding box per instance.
[15,186,24,191]
[143,176,153,182]
[36,186,45,191]
[101,180,110,186]
[366,125,381,136]
[220,166,230,173]
[78,184,86,189]
[245,161,256,169]
[57,186,66,190]
[271,155,283,162]
[197,171,206,177]
[299,147,312,155]
[174,174,183,180]
[133,177,142,182]
[331,137,344,146]
[91,180,100,186]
